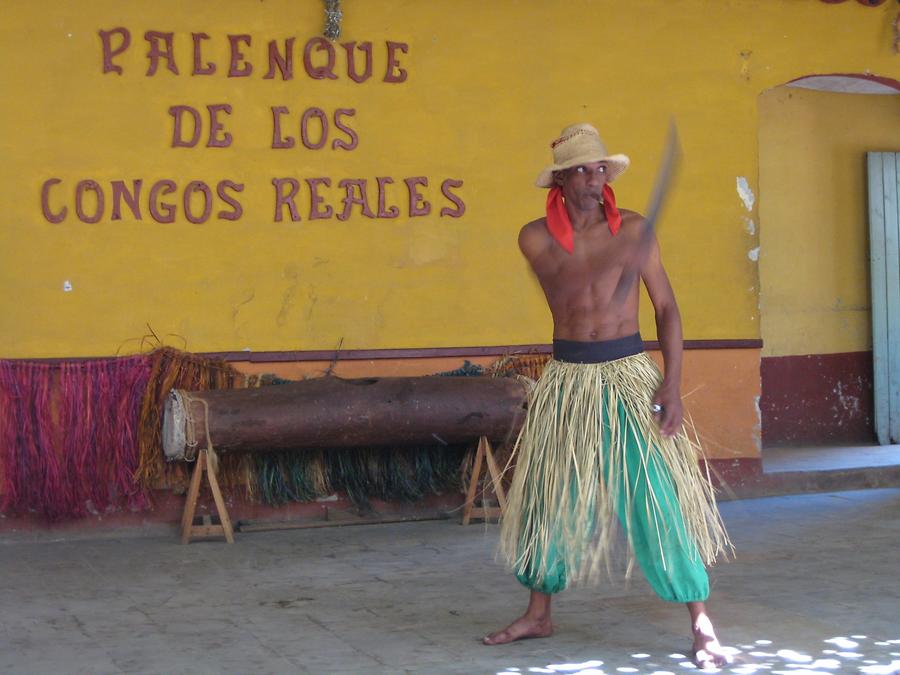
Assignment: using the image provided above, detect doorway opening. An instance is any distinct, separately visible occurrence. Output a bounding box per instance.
[757,73,900,473]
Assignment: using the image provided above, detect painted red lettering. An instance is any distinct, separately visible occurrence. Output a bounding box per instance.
[304,37,338,80]
[228,34,252,77]
[149,180,177,223]
[144,31,178,76]
[440,179,465,217]
[265,38,295,80]
[75,180,104,223]
[206,104,233,148]
[405,177,430,216]
[301,108,329,149]
[376,177,400,218]
[169,106,202,148]
[271,106,295,148]
[192,32,216,75]
[183,181,213,223]
[306,178,333,220]
[337,179,375,220]
[41,178,67,223]
[332,109,358,150]
[342,41,373,83]
[99,27,130,75]
[217,181,244,221]
[272,178,301,222]
[111,180,143,220]
[384,41,408,83]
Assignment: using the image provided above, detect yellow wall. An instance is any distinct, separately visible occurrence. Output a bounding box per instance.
[1,1,898,358]
[759,87,900,358]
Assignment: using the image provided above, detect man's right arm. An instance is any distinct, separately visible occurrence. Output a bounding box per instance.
[518,219,553,267]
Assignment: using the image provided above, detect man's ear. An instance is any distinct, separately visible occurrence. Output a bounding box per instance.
[553,171,564,186]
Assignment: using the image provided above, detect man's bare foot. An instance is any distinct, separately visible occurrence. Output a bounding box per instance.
[687,602,729,669]
[692,629,729,669]
[482,615,553,645]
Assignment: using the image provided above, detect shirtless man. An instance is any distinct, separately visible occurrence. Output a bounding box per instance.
[483,123,730,669]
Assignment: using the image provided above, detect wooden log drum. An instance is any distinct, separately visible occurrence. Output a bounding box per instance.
[163,375,529,541]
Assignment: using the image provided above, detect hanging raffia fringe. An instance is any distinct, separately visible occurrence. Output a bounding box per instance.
[248,444,468,512]
[135,347,246,494]
[491,353,551,381]
[0,356,151,520]
[0,349,521,519]
[323,0,342,40]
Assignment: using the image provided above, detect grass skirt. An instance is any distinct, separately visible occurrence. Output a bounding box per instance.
[499,353,730,592]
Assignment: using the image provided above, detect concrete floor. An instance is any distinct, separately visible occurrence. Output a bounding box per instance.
[2,488,900,675]
[763,444,900,473]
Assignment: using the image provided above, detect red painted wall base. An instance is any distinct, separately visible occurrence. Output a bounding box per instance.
[760,351,875,446]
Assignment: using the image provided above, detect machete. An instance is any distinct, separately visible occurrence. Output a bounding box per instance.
[610,120,682,304]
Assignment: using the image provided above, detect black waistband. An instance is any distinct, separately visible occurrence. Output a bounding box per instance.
[552,333,644,364]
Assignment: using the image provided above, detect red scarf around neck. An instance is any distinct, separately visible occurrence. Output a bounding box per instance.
[545,184,621,254]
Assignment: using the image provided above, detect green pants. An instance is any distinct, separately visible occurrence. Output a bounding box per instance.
[515,390,710,603]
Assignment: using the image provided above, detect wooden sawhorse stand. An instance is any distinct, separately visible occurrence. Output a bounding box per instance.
[461,436,507,525]
[180,437,505,538]
[181,449,234,544]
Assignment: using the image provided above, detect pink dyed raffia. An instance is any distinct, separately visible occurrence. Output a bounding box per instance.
[0,362,66,518]
[0,356,151,520]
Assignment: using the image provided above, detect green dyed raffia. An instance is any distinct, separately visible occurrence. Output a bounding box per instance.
[248,445,467,510]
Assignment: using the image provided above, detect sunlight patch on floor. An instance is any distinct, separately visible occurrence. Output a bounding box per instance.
[497,633,900,675]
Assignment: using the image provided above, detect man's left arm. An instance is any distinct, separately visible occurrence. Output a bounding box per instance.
[640,234,684,437]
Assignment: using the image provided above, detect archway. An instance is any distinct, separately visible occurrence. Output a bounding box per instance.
[757,72,900,468]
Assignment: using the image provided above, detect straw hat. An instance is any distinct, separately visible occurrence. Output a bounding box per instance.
[535,123,630,188]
